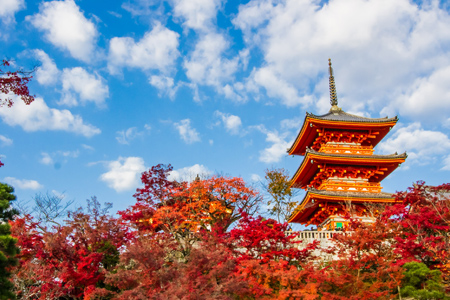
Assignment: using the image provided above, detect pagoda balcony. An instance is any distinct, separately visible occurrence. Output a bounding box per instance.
[319,143,374,155]
[318,180,382,193]
[295,230,336,241]
[286,230,337,249]
[288,230,341,259]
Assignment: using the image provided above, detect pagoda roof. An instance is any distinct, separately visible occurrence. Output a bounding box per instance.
[288,188,396,224]
[306,148,407,159]
[288,107,398,156]
[307,188,395,198]
[291,149,407,189]
[307,108,398,123]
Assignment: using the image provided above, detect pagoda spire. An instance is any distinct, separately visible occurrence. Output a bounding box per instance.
[328,58,338,107]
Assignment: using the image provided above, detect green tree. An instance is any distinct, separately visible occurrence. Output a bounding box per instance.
[0,183,19,299]
[263,168,298,223]
[401,262,449,300]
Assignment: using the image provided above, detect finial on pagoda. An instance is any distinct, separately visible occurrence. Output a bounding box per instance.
[328,58,338,107]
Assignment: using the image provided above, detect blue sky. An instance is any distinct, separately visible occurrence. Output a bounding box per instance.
[1,0,450,222]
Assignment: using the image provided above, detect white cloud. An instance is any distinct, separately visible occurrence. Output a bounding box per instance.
[32,51,109,108]
[51,189,66,199]
[40,150,80,168]
[233,0,450,115]
[183,32,239,93]
[108,22,179,74]
[220,83,246,102]
[442,155,450,171]
[0,0,25,24]
[0,96,100,137]
[3,177,43,190]
[149,75,177,98]
[33,49,59,85]
[82,144,95,151]
[378,122,450,166]
[174,119,200,144]
[122,0,164,17]
[254,125,291,163]
[214,111,242,135]
[249,67,309,107]
[250,173,262,182]
[60,67,109,107]
[108,10,122,18]
[116,127,145,145]
[280,117,302,130]
[60,150,79,158]
[232,0,273,39]
[171,0,222,31]
[40,152,53,165]
[382,65,450,123]
[168,164,211,182]
[28,0,98,62]
[100,156,146,192]
[260,133,290,163]
[0,135,12,146]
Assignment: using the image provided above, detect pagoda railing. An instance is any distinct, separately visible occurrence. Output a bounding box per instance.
[319,181,382,193]
[319,144,374,155]
[296,230,336,241]
[289,230,341,247]
[289,230,342,259]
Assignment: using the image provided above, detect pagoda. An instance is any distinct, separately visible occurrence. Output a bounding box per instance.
[288,59,407,230]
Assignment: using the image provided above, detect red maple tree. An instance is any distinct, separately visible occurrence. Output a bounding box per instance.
[383,182,450,284]
[0,60,35,108]
[11,198,129,299]
[0,59,35,167]
[120,164,261,235]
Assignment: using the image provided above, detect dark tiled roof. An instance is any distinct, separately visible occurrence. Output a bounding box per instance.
[307,108,398,123]
[307,188,395,199]
[305,148,408,159]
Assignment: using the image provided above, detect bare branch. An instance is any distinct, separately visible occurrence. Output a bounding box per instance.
[32,191,74,227]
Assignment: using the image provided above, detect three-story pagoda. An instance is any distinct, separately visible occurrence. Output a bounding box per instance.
[288,60,407,230]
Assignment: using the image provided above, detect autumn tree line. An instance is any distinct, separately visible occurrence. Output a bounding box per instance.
[1,60,450,299]
[0,163,448,299]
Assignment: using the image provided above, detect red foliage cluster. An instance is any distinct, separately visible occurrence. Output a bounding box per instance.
[383,182,450,279]
[0,60,35,107]
[0,59,35,167]
[11,199,130,299]
[8,167,450,299]
[121,164,258,234]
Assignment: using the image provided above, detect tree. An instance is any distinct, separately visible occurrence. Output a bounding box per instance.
[15,192,74,231]
[400,262,449,300]
[89,232,251,299]
[120,164,262,258]
[92,166,319,299]
[0,60,35,108]
[226,213,319,298]
[263,168,298,223]
[91,212,319,299]
[315,218,404,300]
[309,181,450,299]
[11,197,129,299]
[382,182,450,281]
[0,59,35,167]
[0,183,19,299]
[10,172,448,299]
[227,212,316,264]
